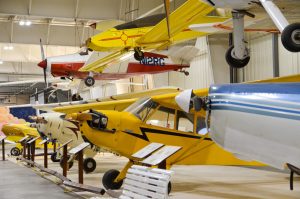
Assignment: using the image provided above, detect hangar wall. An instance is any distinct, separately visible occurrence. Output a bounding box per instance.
[152,37,214,90]
[242,33,300,81]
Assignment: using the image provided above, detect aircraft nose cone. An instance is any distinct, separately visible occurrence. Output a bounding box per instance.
[38,59,47,69]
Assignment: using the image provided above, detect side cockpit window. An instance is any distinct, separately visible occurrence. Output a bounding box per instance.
[176,111,194,133]
[146,106,175,129]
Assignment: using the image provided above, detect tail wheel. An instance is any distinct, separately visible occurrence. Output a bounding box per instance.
[281,23,300,52]
[134,50,144,61]
[59,155,73,170]
[83,158,97,173]
[102,169,123,190]
[168,181,172,194]
[10,147,21,156]
[50,152,60,162]
[225,46,250,68]
[84,76,95,87]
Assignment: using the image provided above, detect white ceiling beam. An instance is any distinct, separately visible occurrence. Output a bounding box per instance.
[28,0,32,15]
[46,19,52,45]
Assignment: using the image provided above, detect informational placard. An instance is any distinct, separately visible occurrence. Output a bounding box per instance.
[57,139,73,150]
[142,146,182,166]
[27,136,40,144]
[131,142,164,159]
[18,136,29,143]
[0,136,7,142]
[39,139,48,145]
[69,142,90,155]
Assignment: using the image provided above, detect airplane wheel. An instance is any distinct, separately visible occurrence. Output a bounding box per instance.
[225,46,250,68]
[134,51,144,61]
[59,155,73,170]
[51,152,60,162]
[83,158,96,173]
[184,71,189,76]
[84,76,95,87]
[102,169,123,190]
[281,23,300,52]
[10,147,21,156]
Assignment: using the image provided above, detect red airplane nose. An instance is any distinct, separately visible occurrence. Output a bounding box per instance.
[38,59,47,69]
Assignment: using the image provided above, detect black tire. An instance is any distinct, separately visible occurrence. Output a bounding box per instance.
[83,158,97,173]
[281,23,300,52]
[102,169,123,190]
[84,76,95,87]
[10,147,21,156]
[59,155,73,170]
[225,46,250,68]
[134,51,144,61]
[50,152,60,162]
[184,71,189,76]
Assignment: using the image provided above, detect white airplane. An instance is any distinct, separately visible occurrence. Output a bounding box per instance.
[175,75,300,189]
[190,0,300,68]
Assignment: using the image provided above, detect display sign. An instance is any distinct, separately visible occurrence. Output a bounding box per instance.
[69,142,90,155]
[142,146,181,166]
[132,142,164,159]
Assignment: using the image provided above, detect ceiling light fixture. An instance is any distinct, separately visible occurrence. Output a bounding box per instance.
[3,45,13,50]
[19,20,32,26]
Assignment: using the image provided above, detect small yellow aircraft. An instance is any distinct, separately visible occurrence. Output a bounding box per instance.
[80,0,228,73]
[2,123,53,156]
[53,74,300,191]
[55,95,261,191]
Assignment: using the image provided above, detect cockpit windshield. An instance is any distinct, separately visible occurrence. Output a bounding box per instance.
[124,97,158,121]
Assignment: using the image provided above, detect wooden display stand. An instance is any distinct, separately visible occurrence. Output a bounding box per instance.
[57,140,72,177]
[27,136,40,163]
[0,136,7,161]
[39,139,49,168]
[18,136,29,158]
[69,142,90,184]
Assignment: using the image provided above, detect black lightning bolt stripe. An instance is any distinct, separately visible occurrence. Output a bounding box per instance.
[123,127,212,142]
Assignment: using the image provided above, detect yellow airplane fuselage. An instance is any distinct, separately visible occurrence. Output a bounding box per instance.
[87,27,206,52]
[74,110,259,166]
[2,124,53,150]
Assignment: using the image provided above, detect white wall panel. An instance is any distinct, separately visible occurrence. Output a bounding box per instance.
[153,37,213,90]
[279,39,300,76]
[243,34,273,82]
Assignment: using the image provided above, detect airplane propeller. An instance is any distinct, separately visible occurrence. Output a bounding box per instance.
[38,39,48,88]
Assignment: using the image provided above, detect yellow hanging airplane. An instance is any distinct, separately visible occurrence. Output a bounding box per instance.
[53,74,300,191]
[80,0,228,73]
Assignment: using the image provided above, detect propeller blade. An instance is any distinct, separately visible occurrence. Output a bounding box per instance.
[43,68,47,87]
[39,38,45,60]
[164,0,171,39]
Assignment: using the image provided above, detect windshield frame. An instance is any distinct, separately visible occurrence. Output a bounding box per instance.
[124,97,158,121]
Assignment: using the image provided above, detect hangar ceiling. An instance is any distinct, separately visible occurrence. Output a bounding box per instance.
[0,0,185,96]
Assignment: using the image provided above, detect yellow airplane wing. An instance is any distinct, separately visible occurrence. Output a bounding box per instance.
[2,123,39,138]
[79,49,132,73]
[54,87,181,114]
[54,99,137,114]
[249,74,300,83]
[136,0,228,46]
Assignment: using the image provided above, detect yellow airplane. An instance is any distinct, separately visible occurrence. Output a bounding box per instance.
[54,74,300,191]
[57,92,260,191]
[80,0,228,73]
[2,123,53,156]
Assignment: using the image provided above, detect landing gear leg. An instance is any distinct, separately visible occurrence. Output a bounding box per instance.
[226,11,250,68]
[133,47,144,61]
[259,0,300,52]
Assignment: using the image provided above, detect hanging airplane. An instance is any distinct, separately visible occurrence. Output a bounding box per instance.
[80,0,229,73]
[189,0,300,68]
[38,41,192,88]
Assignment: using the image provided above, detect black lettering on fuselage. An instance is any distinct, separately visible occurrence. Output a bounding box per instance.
[140,57,165,66]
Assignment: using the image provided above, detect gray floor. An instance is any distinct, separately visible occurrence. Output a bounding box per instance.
[0,160,81,199]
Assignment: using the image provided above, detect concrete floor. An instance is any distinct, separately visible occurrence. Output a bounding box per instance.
[1,145,300,199]
[0,159,80,199]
